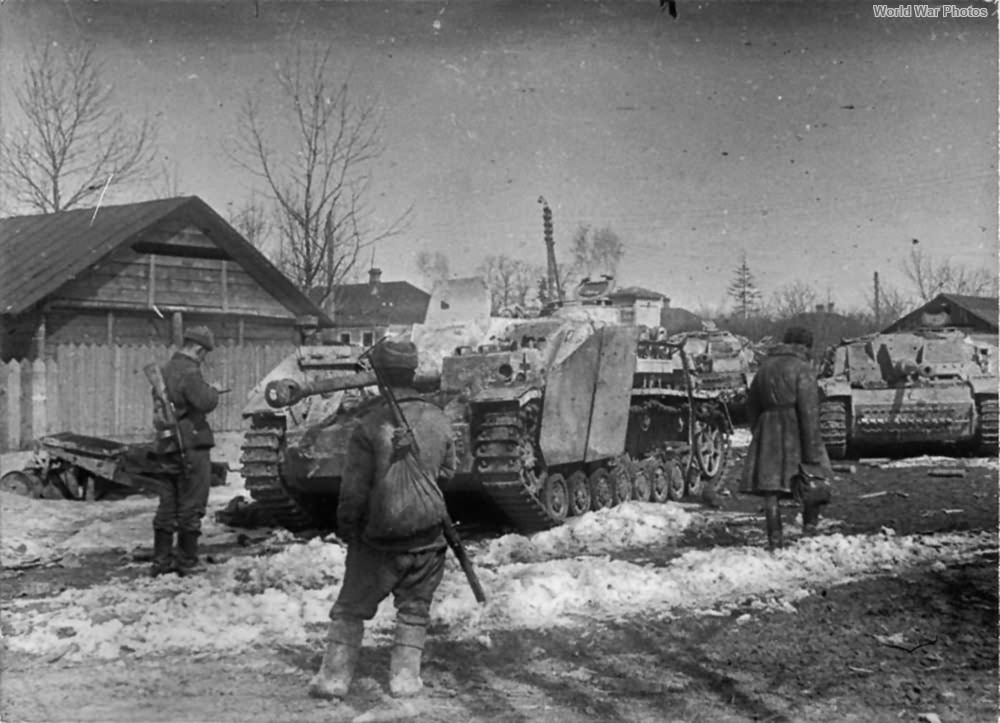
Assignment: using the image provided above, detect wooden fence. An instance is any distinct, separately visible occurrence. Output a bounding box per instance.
[1,342,294,452]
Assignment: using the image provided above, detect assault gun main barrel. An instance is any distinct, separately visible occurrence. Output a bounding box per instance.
[264,371,441,408]
[264,371,378,408]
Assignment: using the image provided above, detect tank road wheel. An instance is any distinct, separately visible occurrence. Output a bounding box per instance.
[540,473,569,524]
[693,419,728,482]
[588,468,615,510]
[648,460,670,503]
[610,464,632,506]
[819,400,848,460]
[632,464,652,502]
[685,463,705,499]
[566,470,591,517]
[976,397,999,456]
[665,461,686,501]
[0,470,44,498]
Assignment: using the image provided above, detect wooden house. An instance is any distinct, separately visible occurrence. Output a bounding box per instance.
[882,293,998,345]
[0,196,331,361]
[328,268,430,346]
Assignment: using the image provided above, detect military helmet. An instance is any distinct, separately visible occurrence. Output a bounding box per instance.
[183,325,216,351]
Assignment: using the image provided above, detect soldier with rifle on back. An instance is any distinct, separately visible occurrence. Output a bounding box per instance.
[146,326,220,576]
[309,338,477,701]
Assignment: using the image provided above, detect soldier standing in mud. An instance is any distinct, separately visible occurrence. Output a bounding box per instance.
[740,326,832,550]
[309,339,456,702]
[150,326,219,576]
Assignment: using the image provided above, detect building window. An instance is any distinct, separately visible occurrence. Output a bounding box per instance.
[362,331,374,346]
[340,332,352,344]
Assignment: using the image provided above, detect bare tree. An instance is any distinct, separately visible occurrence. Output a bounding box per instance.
[478,255,540,314]
[903,245,998,302]
[227,193,272,251]
[569,224,625,279]
[770,281,819,319]
[229,45,410,309]
[415,250,450,288]
[148,158,185,199]
[0,40,157,213]
[863,282,912,330]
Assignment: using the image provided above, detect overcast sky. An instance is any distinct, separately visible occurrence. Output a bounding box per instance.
[1,0,996,312]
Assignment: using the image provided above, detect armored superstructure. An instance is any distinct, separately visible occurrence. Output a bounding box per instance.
[817,328,998,458]
[238,295,731,534]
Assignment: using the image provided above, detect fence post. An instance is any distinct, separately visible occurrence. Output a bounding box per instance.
[113,344,122,435]
[31,358,46,442]
[45,357,59,435]
[6,361,22,450]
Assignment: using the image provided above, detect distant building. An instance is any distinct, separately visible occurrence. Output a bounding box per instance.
[882,293,998,345]
[424,277,491,327]
[0,196,330,361]
[607,286,667,328]
[327,268,430,346]
[660,306,704,336]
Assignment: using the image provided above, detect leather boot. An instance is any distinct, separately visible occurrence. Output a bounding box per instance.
[389,622,427,697]
[802,502,821,535]
[150,530,175,577]
[176,530,207,575]
[309,618,364,700]
[763,496,784,551]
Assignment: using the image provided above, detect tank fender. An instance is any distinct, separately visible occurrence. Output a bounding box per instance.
[969,377,999,397]
[818,378,851,400]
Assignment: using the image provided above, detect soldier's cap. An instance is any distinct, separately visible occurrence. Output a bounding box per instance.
[782,326,813,349]
[183,326,215,351]
[371,339,418,371]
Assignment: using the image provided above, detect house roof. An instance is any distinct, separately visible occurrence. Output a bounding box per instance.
[0,196,331,323]
[609,285,667,301]
[332,280,430,327]
[659,306,703,334]
[882,293,999,333]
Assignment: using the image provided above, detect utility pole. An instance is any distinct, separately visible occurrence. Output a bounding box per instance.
[873,271,881,330]
[538,196,563,304]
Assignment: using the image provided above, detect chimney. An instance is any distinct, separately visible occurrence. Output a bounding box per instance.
[815,304,825,313]
[827,302,835,313]
[368,267,382,295]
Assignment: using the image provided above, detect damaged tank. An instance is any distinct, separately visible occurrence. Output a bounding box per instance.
[237,285,732,534]
[816,328,998,459]
[665,326,756,414]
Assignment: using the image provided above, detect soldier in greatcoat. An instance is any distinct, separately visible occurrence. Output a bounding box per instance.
[309,340,456,701]
[740,326,832,549]
[150,326,219,576]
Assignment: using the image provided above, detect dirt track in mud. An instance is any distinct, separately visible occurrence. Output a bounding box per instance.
[1,454,997,723]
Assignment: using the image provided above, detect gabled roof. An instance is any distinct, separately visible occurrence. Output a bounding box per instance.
[610,285,667,301]
[660,306,703,334]
[882,293,998,333]
[332,280,430,327]
[0,196,331,323]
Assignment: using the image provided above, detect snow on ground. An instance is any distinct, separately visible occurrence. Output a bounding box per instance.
[0,479,245,569]
[880,455,999,469]
[729,427,752,449]
[2,493,994,664]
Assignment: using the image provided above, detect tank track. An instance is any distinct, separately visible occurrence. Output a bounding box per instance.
[976,397,998,455]
[240,414,318,532]
[473,407,561,533]
[819,400,848,460]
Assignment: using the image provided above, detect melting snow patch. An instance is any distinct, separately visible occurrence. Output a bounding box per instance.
[4,515,994,663]
[881,456,998,470]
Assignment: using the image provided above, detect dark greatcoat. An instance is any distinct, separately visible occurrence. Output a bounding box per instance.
[162,350,219,449]
[740,344,831,497]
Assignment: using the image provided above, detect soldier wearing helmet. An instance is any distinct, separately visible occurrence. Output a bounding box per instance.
[150,325,220,576]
